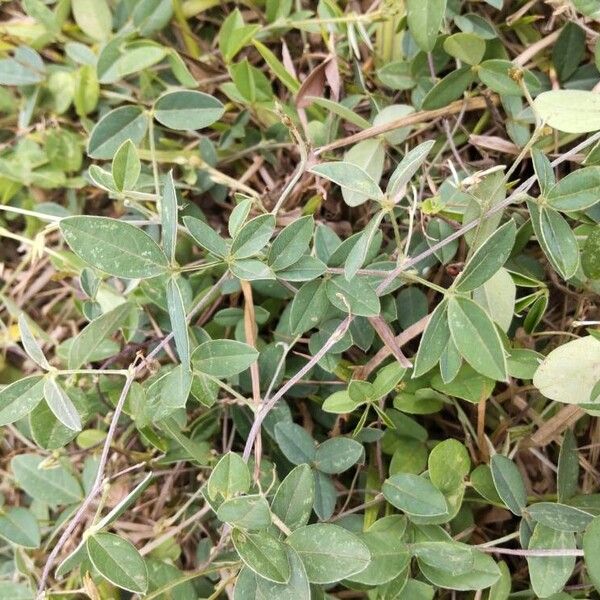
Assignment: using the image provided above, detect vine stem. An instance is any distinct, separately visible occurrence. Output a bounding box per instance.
[479,546,584,557]
[242,315,352,461]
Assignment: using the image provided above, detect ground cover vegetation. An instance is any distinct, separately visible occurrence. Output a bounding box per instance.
[2,0,600,598]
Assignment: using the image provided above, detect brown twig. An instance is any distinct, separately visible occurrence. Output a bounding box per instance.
[315,96,499,155]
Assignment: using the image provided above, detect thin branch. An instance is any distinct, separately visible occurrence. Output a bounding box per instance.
[315,96,499,155]
[479,546,584,558]
[242,315,352,461]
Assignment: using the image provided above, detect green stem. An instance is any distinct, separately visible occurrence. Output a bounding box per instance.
[147,114,161,213]
[172,0,202,58]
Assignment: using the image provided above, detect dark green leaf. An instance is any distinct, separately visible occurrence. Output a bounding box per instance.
[490,454,527,516]
[455,220,516,291]
[448,296,507,380]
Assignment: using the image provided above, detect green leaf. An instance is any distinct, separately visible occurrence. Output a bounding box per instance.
[154,91,224,131]
[386,140,435,198]
[183,215,228,258]
[252,548,310,598]
[490,454,527,516]
[447,296,507,381]
[421,67,475,111]
[583,226,600,279]
[344,212,384,280]
[418,550,500,591]
[29,389,86,450]
[455,220,516,291]
[314,437,363,474]
[98,40,167,84]
[428,439,470,493]
[87,106,149,159]
[407,0,447,52]
[0,47,45,86]
[11,454,82,506]
[217,495,272,530]
[472,268,516,332]
[274,422,316,464]
[439,337,462,383]
[0,507,40,548]
[191,340,258,378]
[161,171,178,263]
[383,473,448,517]
[533,335,600,405]
[68,303,133,369]
[533,90,600,134]
[443,33,486,65]
[71,0,112,40]
[207,452,251,501]
[326,275,380,317]
[413,300,450,377]
[231,214,275,259]
[553,23,585,81]
[527,525,576,598]
[218,10,260,62]
[166,278,189,368]
[18,314,50,369]
[310,162,383,205]
[558,429,579,502]
[311,97,372,129]
[322,389,360,413]
[95,473,154,530]
[230,258,275,280]
[506,347,544,379]
[373,362,407,397]
[111,140,140,192]
[432,363,494,403]
[232,528,290,583]
[43,378,82,432]
[347,518,409,585]
[271,464,314,531]
[132,0,173,35]
[268,216,314,271]
[412,542,474,575]
[526,502,593,532]
[583,516,600,593]
[60,216,169,279]
[287,523,371,584]
[463,170,506,249]
[478,60,539,96]
[313,470,337,520]
[289,279,328,334]
[532,148,556,195]
[342,138,385,206]
[546,166,600,212]
[278,255,327,281]
[253,40,300,93]
[86,533,148,594]
[0,582,34,600]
